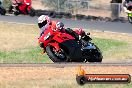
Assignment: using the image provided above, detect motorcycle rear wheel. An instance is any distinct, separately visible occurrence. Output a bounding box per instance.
[46,45,68,62]
[0,7,6,15]
[29,8,35,17]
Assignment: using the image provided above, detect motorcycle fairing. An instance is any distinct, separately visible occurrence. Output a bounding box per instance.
[60,40,84,61]
[53,33,75,43]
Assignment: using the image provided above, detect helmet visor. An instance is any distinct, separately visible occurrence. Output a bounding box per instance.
[38,20,47,28]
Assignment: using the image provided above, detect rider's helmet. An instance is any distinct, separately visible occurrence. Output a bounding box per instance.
[56,22,64,31]
[38,15,51,29]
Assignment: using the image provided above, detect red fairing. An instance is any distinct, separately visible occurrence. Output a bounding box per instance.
[74,28,85,36]
[12,0,32,14]
[19,4,28,14]
[11,0,32,4]
[27,5,31,11]
[24,0,31,4]
[38,24,75,49]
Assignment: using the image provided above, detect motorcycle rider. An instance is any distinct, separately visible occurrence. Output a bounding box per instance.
[12,0,24,7]
[38,15,61,53]
[10,0,30,14]
[123,0,132,13]
[9,0,24,13]
[38,15,90,53]
[55,22,91,42]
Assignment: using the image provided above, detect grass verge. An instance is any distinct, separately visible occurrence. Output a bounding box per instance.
[0,37,129,63]
[0,22,132,63]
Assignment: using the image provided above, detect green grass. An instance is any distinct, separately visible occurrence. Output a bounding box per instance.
[92,38,127,52]
[0,22,131,63]
[0,38,128,63]
[0,46,51,63]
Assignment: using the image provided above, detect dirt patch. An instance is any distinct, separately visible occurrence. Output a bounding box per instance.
[0,22,38,51]
[0,66,131,88]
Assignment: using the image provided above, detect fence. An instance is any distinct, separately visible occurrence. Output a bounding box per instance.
[41,0,126,19]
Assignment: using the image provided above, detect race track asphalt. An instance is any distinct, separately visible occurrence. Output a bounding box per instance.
[0,15,132,34]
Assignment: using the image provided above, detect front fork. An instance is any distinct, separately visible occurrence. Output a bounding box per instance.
[48,42,60,52]
[39,42,61,54]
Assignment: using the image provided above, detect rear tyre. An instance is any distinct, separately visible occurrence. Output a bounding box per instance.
[46,45,68,62]
[0,7,6,15]
[29,8,35,17]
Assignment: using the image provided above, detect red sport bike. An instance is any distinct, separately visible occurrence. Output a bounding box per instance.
[9,0,35,16]
[38,27,103,62]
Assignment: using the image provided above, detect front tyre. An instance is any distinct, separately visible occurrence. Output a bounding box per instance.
[46,45,68,62]
[14,10,20,16]
[87,50,103,62]
[87,44,103,62]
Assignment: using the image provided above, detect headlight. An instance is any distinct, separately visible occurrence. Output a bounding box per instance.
[44,32,50,40]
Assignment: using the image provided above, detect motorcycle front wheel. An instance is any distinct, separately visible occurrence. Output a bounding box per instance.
[46,45,68,62]
[86,44,103,62]
[87,50,103,62]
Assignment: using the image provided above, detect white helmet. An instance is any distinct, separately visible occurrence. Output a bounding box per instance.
[38,15,51,28]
